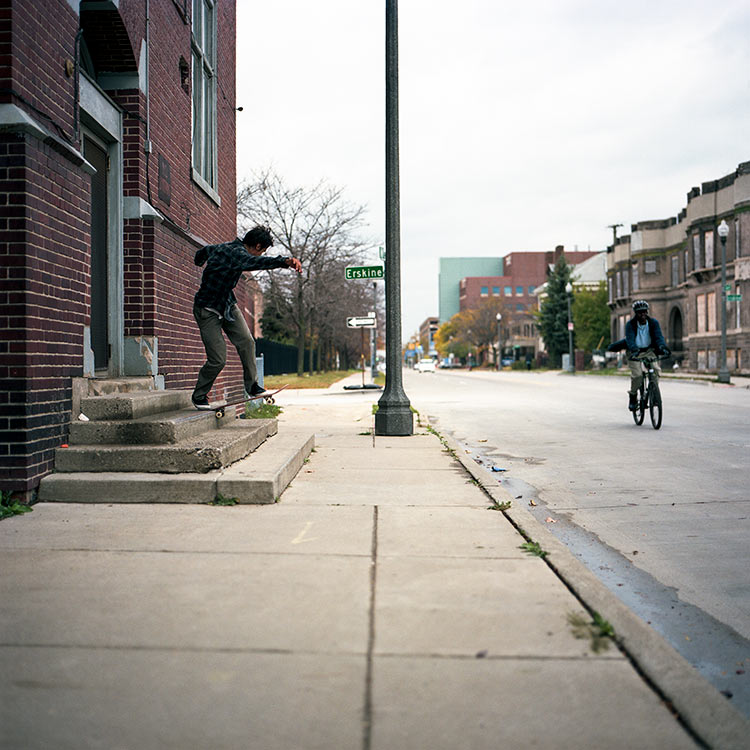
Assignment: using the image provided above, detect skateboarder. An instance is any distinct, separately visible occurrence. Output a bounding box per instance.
[191,225,302,410]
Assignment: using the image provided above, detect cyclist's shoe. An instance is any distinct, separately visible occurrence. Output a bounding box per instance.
[628,393,638,411]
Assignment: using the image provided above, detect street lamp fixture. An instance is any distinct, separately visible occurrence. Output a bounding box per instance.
[717,220,730,384]
[496,312,502,371]
[565,282,574,373]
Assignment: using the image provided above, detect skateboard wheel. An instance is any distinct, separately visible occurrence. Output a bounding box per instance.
[215,409,224,419]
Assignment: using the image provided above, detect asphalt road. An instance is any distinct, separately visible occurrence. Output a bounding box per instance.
[403,366,750,716]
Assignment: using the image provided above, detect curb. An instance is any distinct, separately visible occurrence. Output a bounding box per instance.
[431,418,750,750]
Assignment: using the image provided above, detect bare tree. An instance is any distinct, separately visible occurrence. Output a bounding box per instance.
[237,168,372,374]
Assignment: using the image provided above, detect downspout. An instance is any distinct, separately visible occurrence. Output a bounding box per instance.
[144,0,154,205]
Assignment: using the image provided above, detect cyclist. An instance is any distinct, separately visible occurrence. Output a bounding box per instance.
[624,300,669,411]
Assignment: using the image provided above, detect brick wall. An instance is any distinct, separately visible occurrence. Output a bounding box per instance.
[0,133,90,492]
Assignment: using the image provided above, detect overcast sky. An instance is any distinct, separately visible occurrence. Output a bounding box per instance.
[235,0,750,339]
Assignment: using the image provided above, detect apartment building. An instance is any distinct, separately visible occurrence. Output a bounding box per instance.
[607,161,749,373]
[0,0,246,497]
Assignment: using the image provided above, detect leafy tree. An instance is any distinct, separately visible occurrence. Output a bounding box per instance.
[434,298,508,364]
[572,282,610,352]
[538,254,573,367]
[237,168,371,375]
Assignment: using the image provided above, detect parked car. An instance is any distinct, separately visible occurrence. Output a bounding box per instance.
[415,357,437,373]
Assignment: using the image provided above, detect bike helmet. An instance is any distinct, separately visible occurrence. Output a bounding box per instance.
[632,299,649,312]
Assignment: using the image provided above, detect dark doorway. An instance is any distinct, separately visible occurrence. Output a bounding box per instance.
[669,306,684,353]
[84,135,109,370]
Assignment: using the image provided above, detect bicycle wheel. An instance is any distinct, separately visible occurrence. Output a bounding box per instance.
[632,384,645,425]
[649,382,662,429]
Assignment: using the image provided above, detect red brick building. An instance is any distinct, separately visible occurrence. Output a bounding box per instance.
[0,0,251,498]
[458,246,598,359]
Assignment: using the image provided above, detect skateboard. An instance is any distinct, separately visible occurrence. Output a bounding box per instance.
[213,385,289,419]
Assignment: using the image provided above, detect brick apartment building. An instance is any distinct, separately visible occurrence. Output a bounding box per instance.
[455,246,598,360]
[607,160,750,374]
[0,0,250,498]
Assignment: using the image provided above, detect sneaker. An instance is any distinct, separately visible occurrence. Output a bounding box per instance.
[248,383,267,397]
[628,393,638,411]
[192,395,212,410]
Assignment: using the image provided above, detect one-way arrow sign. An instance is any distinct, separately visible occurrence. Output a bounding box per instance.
[347,316,377,329]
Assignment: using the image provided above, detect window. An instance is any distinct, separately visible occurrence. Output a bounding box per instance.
[528,285,535,295]
[632,263,639,291]
[644,260,657,274]
[616,272,622,298]
[607,277,613,303]
[504,286,512,296]
[622,269,629,297]
[192,0,217,195]
[693,234,701,270]
[736,218,741,259]
[736,285,741,329]
[707,291,716,331]
[516,304,524,312]
[684,249,689,276]
[480,286,488,297]
[516,286,523,296]
[696,293,706,332]
[492,286,500,296]
[671,256,679,287]
[705,232,714,267]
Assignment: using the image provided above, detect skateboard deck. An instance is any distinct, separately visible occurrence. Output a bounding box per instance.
[213,385,289,419]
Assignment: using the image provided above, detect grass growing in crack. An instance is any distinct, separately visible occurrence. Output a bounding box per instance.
[488,501,512,511]
[519,541,548,558]
[245,402,283,419]
[211,493,239,506]
[0,490,32,520]
[567,611,614,653]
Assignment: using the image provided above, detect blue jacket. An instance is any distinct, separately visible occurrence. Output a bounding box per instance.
[624,316,666,352]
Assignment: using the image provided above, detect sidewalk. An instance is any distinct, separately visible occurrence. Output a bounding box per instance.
[0,375,747,749]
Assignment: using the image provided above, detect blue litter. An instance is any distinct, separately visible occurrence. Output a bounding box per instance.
[491,466,507,472]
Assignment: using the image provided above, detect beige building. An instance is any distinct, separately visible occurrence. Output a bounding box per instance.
[608,161,750,374]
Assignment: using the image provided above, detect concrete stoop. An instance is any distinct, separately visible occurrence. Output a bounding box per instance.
[38,388,315,504]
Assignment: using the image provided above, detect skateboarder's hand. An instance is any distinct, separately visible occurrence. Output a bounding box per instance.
[286,257,302,274]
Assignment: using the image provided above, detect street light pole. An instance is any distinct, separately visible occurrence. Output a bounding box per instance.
[717,220,730,384]
[376,0,412,435]
[496,313,502,371]
[565,281,574,373]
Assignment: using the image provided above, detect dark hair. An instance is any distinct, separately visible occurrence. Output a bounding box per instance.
[243,225,274,249]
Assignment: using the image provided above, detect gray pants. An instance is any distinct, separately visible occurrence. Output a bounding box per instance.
[628,348,661,394]
[192,304,257,400]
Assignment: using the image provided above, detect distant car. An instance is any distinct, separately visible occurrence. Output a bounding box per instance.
[415,357,436,373]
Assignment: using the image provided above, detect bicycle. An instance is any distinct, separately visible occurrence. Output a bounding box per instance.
[628,351,667,430]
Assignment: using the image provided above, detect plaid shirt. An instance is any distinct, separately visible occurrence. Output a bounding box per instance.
[194,238,288,320]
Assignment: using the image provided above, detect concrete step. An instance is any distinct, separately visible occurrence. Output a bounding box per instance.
[38,431,315,504]
[54,420,278,474]
[80,390,193,421]
[69,407,221,445]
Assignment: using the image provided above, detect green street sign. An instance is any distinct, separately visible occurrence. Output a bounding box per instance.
[725,284,732,291]
[727,294,742,301]
[345,265,384,280]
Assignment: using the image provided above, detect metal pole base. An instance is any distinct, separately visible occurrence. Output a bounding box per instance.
[717,368,731,384]
[375,400,413,435]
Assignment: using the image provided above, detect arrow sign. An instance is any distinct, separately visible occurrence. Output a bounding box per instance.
[347,316,377,328]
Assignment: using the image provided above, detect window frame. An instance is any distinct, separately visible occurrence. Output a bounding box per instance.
[191,0,220,203]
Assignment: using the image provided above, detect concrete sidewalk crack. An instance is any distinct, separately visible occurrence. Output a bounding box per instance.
[362,505,378,750]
